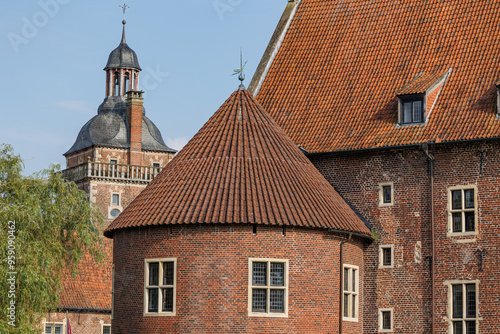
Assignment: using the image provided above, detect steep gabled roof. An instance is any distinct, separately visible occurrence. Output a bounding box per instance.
[104,86,371,238]
[252,0,500,153]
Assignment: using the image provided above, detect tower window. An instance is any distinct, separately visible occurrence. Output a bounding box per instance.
[343,264,359,321]
[124,72,130,93]
[112,194,120,205]
[144,258,177,316]
[248,259,288,317]
[114,72,120,96]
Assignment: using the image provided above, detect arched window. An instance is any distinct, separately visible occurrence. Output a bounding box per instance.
[124,72,130,94]
[114,72,120,96]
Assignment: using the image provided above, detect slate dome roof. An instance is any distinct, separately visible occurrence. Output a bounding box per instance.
[64,96,176,155]
[104,85,371,238]
[104,25,141,71]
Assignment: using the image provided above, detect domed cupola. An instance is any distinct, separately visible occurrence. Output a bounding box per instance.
[104,20,141,97]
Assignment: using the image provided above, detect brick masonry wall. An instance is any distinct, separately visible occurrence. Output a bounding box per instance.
[310,140,500,333]
[111,224,365,334]
[43,312,111,334]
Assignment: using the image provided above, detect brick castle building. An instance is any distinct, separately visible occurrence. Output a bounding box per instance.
[43,19,176,334]
[57,0,500,333]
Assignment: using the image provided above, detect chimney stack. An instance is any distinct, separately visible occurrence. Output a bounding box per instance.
[126,90,144,166]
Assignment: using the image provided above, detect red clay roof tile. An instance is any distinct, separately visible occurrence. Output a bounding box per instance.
[104,87,371,238]
[254,0,500,153]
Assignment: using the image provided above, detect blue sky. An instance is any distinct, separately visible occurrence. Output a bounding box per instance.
[0,0,286,175]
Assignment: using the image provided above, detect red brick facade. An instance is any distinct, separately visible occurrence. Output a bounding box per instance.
[111,224,365,334]
[310,140,500,333]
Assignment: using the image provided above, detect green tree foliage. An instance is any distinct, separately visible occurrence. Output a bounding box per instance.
[0,145,105,333]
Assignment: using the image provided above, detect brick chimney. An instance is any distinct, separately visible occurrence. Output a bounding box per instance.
[126,90,144,166]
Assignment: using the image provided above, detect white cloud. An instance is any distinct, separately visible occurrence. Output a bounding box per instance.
[56,100,94,115]
[166,136,189,152]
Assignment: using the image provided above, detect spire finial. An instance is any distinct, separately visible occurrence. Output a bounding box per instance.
[233,48,247,83]
[119,2,129,44]
[120,2,129,23]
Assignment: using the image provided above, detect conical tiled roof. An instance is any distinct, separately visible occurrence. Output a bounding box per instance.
[104,86,371,238]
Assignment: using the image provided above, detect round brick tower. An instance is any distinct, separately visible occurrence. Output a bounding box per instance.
[104,85,372,333]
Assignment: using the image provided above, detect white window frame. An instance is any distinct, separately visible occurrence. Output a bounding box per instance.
[101,323,111,334]
[111,193,120,206]
[342,264,359,322]
[447,186,478,237]
[144,258,177,317]
[248,258,289,318]
[379,182,394,207]
[444,280,480,334]
[43,322,64,334]
[378,308,394,332]
[379,245,394,269]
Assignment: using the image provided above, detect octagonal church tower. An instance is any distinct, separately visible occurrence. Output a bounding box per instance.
[104,84,372,333]
[43,20,176,334]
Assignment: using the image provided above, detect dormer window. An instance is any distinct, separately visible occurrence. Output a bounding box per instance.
[401,95,424,124]
[397,69,452,126]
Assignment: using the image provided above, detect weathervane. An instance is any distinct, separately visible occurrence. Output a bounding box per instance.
[233,48,247,83]
[120,2,130,23]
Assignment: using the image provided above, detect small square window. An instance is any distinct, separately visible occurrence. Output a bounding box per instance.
[112,194,120,205]
[144,258,176,316]
[379,183,394,207]
[379,245,394,268]
[110,159,118,164]
[248,259,288,317]
[378,308,393,332]
[153,163,160,168]
[448,187,477,236]
[102,325,111,334]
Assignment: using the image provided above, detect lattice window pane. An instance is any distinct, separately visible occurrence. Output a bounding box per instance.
[148,288,159,312]
[162,287,174,312]
[352,295,356,318]
[252,262,267,286]
[453,284,463,318]
[452,213,462,232]
[344,293,349,317]
[103,325,111,334]
[464,189,475,209]
[252,289,267,312]
[163,262,174,285]
[352,270,356,292]
[383,248,392,266]
[404,102,412,123]
[149,263,159,286]
[383,186,391,203]
[45,325,52,334]
[452,190,462,210]
[413,100,422,122]
[54,325,62,334]
[382,311,391,329]
[465,212,475,232]
[465,321,476,334]
[466,284,476,318]
[270,289,284,312]
[270,263,284,286]
[453,321,463,334]
[344,268,349,291]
